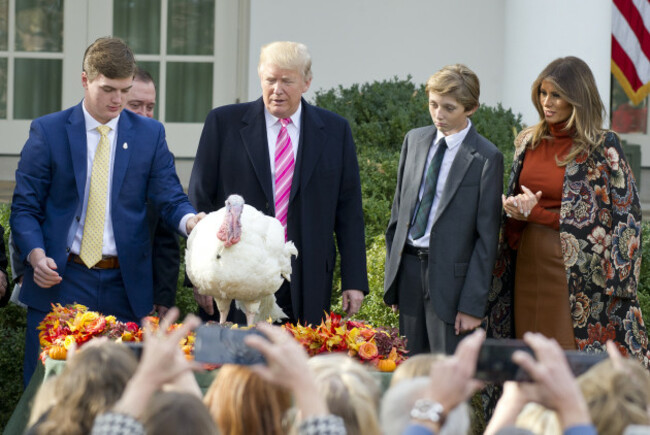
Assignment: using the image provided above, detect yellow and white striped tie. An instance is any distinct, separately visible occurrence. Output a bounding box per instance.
[79,125,111,268]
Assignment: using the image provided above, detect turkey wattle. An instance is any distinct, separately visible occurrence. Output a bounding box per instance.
[186,194,298,326]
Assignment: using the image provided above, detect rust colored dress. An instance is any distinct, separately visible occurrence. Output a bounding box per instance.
[506,123,576,349]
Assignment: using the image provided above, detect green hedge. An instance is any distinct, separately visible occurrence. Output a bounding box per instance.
[0,203,25,429]
[0,305,25,428]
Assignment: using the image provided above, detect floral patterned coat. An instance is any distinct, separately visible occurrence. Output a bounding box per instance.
[486,129,650,367]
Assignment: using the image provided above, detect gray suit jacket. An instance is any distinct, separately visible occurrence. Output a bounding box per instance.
[384,124,503,323]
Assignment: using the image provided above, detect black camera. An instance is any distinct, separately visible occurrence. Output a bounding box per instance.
[475,338,607,383]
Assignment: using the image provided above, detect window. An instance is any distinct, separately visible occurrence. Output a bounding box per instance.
[0,0,247,159]
[113,0,221,123]
[0,0,64,120]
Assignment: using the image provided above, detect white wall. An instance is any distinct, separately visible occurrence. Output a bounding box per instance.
[501,0,612,127]
[249,0,612,132]
[248,0,507,114]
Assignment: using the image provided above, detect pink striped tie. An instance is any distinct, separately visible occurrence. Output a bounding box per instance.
[275,118,294,240]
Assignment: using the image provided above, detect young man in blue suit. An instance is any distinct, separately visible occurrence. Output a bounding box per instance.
[11,37,203,386]
[384,64,503,355]
[189,41,368,326]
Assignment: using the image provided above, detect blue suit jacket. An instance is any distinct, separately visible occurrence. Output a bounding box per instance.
[188,98,368,325]
[10,103,195,318]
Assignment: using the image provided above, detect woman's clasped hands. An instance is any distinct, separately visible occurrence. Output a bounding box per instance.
[502,185,542,221]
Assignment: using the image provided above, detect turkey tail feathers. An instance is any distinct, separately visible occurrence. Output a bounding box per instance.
[236,294,287,324]
[261,294,288,323]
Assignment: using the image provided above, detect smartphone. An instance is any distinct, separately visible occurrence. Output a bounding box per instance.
[475,338,608,383]
[194,324,266,365]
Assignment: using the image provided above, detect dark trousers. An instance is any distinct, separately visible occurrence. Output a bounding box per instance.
[397,249,461,355]
[23,262,138,387]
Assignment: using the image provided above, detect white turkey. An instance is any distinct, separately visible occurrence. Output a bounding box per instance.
[186,194,298,326]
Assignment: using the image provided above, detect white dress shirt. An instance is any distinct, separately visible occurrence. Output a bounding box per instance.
[408,119,473,248]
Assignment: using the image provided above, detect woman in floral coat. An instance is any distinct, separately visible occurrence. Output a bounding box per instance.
[486,56,649,366]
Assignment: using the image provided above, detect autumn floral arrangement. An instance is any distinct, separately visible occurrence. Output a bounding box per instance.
[283,312,408,372]
[39,305,407,372]
[37,303,194,363]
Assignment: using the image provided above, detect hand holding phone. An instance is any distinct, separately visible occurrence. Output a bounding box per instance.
[194,324,266,365]
[475,338,607,383]
[508,333,594,429]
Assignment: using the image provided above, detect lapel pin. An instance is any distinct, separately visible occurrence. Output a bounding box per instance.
[123,143,128,150]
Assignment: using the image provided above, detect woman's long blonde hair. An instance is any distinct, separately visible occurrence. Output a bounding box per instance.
[308,353,381,435]
[204,364,292,435]
[36,342,138,435]
[579,358,650,434]
[529,56,607,165]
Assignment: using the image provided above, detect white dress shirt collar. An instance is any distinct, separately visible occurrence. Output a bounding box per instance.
[81,100,121,133]
[434,118,472,151]
[263,102,302,131]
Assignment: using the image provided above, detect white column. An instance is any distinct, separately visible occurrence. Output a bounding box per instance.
[501,0,612,127]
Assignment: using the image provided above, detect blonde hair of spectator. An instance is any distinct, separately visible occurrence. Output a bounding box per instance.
[515,403,562,435]
[579,358,650,434]
[390,353,448,387]
[35,342,138,435]
[308,353,381,435]
[204,364,292,435]
[259,41,312,81]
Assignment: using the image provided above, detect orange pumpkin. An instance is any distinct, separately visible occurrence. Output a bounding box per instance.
[376,358,396,372]
[49,344,67,360]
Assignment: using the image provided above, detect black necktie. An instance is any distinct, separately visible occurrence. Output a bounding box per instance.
[411,138,448,239]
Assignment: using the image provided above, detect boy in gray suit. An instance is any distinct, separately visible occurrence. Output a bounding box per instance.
[384,64,503,355]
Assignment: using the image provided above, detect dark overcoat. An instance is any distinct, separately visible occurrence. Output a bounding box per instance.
[189,98,369,325]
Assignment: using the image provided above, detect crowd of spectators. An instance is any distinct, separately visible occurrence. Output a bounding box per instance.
[17,307,650,435]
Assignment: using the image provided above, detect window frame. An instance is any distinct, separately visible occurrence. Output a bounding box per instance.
[0,0,249,158]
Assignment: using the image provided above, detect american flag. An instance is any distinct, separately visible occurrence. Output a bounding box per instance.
[612,0,650,105]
